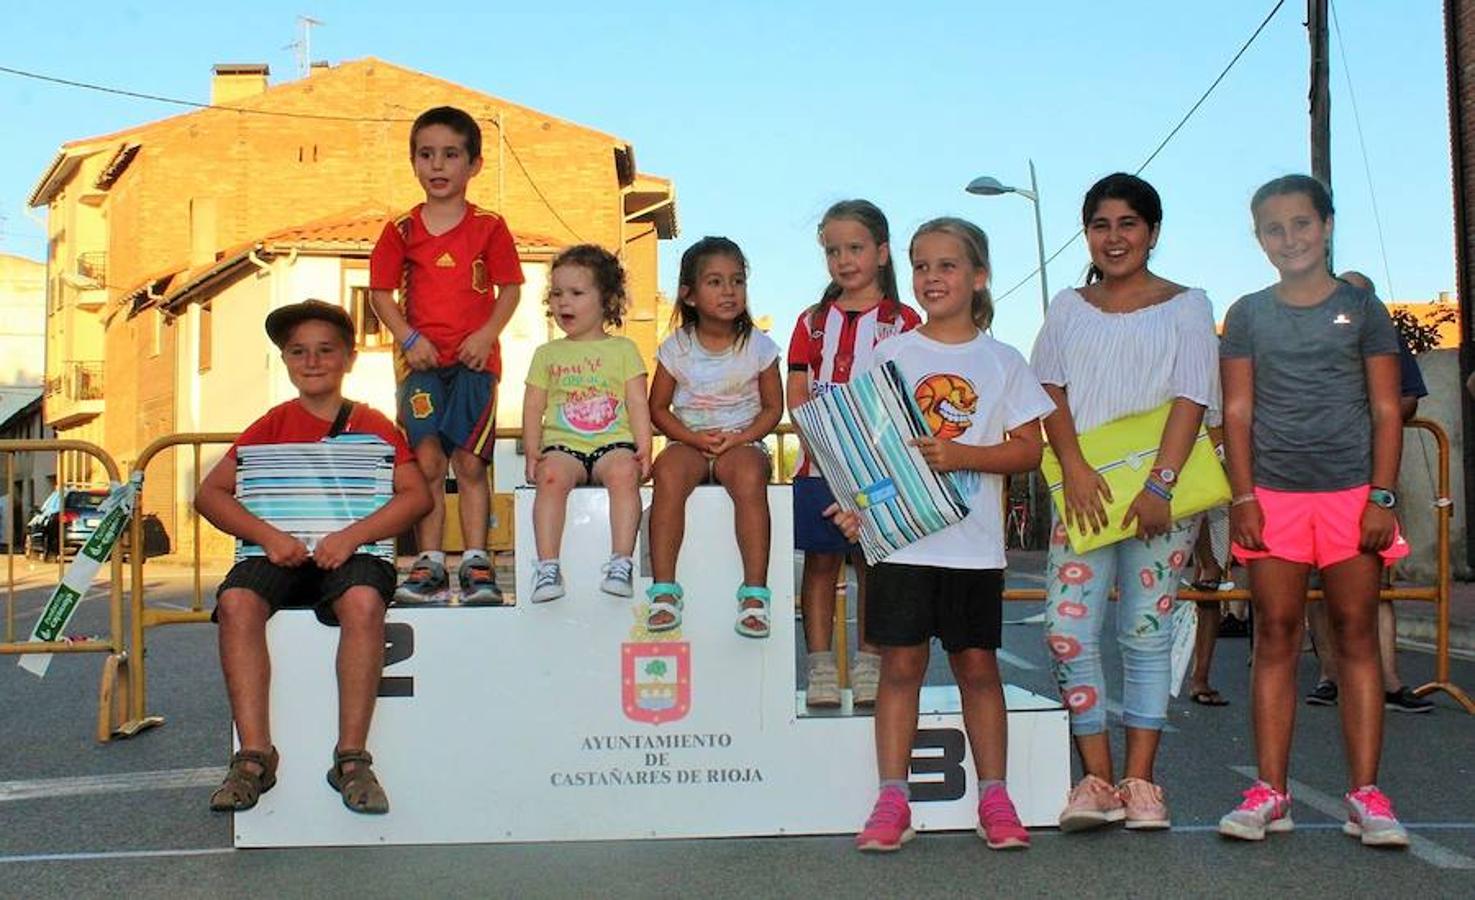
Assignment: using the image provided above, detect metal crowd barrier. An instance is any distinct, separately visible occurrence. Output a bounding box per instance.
[0,440,131,741]
[821,418,1473,714]
[115,419,1471,735]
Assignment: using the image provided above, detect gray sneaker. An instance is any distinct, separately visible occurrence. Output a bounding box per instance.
[805,653,840,708]
[395,555,449,605]
[600,555,634,598]
[851,651,881,707]
[458,555,504,606]
[530,561,566,604]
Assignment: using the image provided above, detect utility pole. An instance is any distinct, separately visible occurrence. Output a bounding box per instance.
[1309,0,1332,262]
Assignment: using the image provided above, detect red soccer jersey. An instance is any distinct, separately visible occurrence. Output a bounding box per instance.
[369,204,525,375]
[786,300,921,476]
[228,399,414,465]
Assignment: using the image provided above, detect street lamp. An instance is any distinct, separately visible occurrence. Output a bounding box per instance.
[968,161,1051,556]
[966,159,1050,318]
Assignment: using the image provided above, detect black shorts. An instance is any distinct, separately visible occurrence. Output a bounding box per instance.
[865,563,1004,653]
[214,554,396,627]
[543,442,638,480]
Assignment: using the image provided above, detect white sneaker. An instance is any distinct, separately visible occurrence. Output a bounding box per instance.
[530,561,565,604]
[600,555,634,598]
[851,651,881,707]
[806,653,840,707]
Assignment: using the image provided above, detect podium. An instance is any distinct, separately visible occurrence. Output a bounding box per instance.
[234,486,1069,847]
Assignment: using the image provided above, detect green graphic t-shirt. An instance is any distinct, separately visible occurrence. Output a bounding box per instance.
[526,336,647,453]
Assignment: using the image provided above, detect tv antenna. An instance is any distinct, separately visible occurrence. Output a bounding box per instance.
[285,15,325,78]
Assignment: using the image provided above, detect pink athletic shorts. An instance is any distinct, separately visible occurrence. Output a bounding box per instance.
[1232,484,1410,570]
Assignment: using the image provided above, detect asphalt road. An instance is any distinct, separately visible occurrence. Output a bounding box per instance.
[2,555,1474,898]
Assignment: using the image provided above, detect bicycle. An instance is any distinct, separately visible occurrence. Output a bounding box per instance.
[1006,499,1032,550]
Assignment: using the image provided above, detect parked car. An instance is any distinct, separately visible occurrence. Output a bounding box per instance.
[25,488,110,561]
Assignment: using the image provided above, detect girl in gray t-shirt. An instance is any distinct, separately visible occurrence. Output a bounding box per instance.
[1217,174,1410,848]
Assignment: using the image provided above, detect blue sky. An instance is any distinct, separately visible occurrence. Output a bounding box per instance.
[0,1,1454,352]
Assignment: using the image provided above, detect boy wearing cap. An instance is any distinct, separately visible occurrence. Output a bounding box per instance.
[197,300,431,815]
[369,106,524,605]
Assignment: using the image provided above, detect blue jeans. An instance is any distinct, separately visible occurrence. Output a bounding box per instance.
[1043,514,1198,736]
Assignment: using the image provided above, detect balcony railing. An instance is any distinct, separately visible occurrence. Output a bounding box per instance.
[44,361,105,402]
[76,252,107,287]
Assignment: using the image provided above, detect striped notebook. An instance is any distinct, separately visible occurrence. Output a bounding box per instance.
[234,435,396,563]
[791,361,971,564]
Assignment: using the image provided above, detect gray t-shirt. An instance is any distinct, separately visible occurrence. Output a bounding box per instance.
[1220,282,1399,491]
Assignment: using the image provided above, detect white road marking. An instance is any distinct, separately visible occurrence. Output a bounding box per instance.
[0,767,223,803]
[0,847,234,865]
[1230,765,1475,869]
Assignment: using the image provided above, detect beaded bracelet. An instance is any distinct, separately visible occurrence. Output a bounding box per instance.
[402,329,422,351]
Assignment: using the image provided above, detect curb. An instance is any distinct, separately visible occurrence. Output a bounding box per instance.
[1396,608,1475,654]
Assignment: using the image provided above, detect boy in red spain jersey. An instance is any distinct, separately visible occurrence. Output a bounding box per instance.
[369,106,525,605]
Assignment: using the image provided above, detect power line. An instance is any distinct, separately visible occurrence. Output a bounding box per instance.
[0,62,587,238]
[502,136,584,243]
[1329,0,1396,299]
[0,63,415,122]
[994,0,1288,304]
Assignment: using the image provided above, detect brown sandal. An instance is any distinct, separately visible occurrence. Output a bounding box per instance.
[326,748,389,815]
[210,746,279,812]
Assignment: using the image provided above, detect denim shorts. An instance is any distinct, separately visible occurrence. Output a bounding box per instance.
[792,476,857,554]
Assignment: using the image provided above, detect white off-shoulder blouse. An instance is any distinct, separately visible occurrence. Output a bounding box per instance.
[1029,287,1221,433]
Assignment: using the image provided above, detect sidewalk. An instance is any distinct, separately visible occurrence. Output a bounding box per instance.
[1396,578,1475,654]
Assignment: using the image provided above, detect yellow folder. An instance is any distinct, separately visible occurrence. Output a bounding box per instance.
[1040,402,1230,553]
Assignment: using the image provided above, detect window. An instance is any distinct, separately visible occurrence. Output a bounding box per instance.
[350,286,392,349]
[198,303,213,373]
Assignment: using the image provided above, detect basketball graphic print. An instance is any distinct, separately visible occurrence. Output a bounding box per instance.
[913,373,978,440]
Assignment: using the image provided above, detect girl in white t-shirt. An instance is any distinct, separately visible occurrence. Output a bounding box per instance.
[647,237,783,638]
[833,218,1056,853]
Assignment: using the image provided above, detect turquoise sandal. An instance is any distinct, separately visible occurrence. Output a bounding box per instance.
[645,582,684,632]
[734,585,771,639]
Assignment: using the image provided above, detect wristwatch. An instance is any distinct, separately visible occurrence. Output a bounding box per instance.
[1367,487,1398,510]
[1151,466,1178,486]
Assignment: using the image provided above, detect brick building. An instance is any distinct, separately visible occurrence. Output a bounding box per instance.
[27,57,677,555]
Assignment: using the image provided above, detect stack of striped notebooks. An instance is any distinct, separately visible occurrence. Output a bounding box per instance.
[791,361,970,564]
[234,435,396,563]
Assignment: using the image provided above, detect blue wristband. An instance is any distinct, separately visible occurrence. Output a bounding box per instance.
[402,329,421,351]
[1143,478,1173,502]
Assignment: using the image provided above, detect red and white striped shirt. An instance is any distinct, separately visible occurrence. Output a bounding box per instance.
[787,300,921,476]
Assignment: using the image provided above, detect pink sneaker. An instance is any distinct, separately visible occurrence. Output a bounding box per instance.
[1218,781,1294,841]
[977,783,1030,850]
[1117,777,1171,830]
[856,786,913,852]
[1344,785,1410,848]
[1059,774,1125,832]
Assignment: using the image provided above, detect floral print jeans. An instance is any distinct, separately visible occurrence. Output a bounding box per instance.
[1043,514,1199,736]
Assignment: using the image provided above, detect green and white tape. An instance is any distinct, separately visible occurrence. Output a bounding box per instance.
[18,479,135,677]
